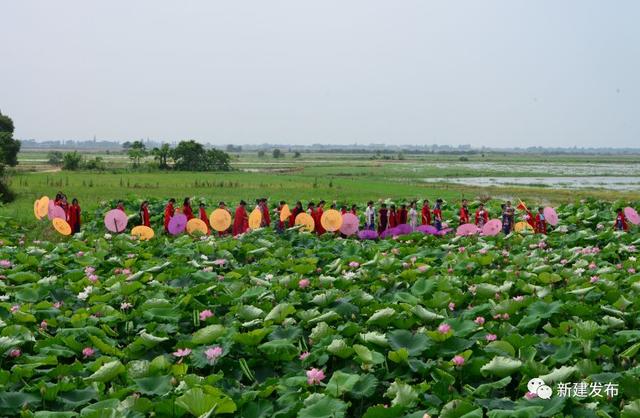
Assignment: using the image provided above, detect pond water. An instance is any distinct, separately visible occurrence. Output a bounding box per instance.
[422,176,640,190]
[404,162,640,176]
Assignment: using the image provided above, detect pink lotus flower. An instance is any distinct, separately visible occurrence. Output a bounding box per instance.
[628,268,636,274]
[122,269,131,275]
[53,301,63,309]
[417,265,428,272]
[402,262,410,269]
[82,347,95,358]
[173,348,192,358]
[10,304,20,313]
[127,253,135,259]
[616,263,623,269]
[525,391,538,399]
[87,274,99,283]
[199,309,214,321]
[485,333,497,341]
[495,293,501,300]
[205,346,223,361]
[40,320,48,330]
[438,323,451,334]
[629,245,637,252]
[560,259,568,265]
[391,248,400,255]
[590,276,599,283]
[298,278,310,289]
[502,250,510,257]
[76,251,85,257]
[468,285,477,295]
[120,302,133,310]
[513,295,524,302]
[306,368,325,385]
[596,223,604,230]
[538,241,547,249]
[84,266,95,274]
[299,351,310,361]
[502,313,510,320]
[114,268,122,274]
[9,348,21,358]
[447,268,454,273]
[589,262,597,270]
[458,247,466,253]
[213,259,227,266]
[474,316,485,325]
[349,261,360,268]
[0,260,12,268]
[448,302,456,311]
[479,248,488,255]
[452,355,465,366]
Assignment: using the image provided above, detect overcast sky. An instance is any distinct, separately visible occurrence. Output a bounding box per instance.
[3,1,639,147]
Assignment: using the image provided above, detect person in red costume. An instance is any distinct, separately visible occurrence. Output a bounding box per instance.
[378,203,389,233]
[164,198,175,233]
[316,200,326,234]
[388,204,398,228]
[475,203,489,228]
[259,198,271,227]
[68,198,81,233]
[535,207,547,234]
[233,200,249,236]
[276,201,286,232]
[398,204,408,225]
[422,199,432,225]
[199,202,210,233]
[340,205,347,215]
[614,208,629,231]
[290,201,303,227]
[459,199,470,224]
[182,198,194,220]
[139,201,150,227]
[350,204,358,215]
[433,199,443,230]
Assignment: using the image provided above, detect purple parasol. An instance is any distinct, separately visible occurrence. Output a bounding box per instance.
[358,230,379,240]
[417,225,438,235]
[379,227,397,239]
[394,224,413,235]
[168,213,188,235]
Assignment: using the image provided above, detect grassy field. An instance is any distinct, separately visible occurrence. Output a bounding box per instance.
[2,150,639,225]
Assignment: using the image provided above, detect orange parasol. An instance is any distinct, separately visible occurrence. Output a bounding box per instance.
[52,218,72,236]
[280,204,291,222]
[131,225,155,241]
[210,208,232,232]
[187,218,208,235]
[295,213,315,232]
[320,209,343,232]
[248,208,262,230]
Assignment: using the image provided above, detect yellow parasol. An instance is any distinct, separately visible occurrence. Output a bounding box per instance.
[514,221,533,233]
[295,213,315,233]
[248,208,262,230]
[210,208,231,232]
[131,225,155,241]
[320,209,342,232]
[280,204,291,222]
[187,218,208,235]
[35,196,50,219]
[52,218,72,236]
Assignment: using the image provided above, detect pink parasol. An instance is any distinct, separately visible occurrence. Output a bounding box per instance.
[435,227,453,236]
[482,219,502,236]
[340,213,360,236]
[625,207,640,225]
[543,207,558,226]
[48,205,66,221]
[104,209,129,233]
[168,213,188,235]
[456,223,479,236]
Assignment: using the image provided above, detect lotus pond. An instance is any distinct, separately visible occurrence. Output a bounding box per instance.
[1,199,640,417]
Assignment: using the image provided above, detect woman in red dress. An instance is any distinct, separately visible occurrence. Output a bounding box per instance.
[139,201,150,227]
[68,198,81,233]
[233,200,249,236]
[164,198,175,233]
[182,198,194,220]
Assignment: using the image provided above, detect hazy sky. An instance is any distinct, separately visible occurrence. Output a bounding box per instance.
[3,1,639,147]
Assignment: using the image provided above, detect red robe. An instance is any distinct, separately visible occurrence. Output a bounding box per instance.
[315,207,325,234]
[164,203,174,232]
[68,204,81,233]
[459,207,470,224]
[350,209,357,215]
[475,209,488,226]
[615,213,629,231]
[525,210,536,229]
[233,206,248,236]
[421,205,431,225]
[261,204,271,227]
[183,204,194,221]
[140,207,150,227]
[535,214,547,234]
[398,208,408,225]
[290,207,301,227]
[341,208,347,215]
[389,210,398,228]
[378,208,389,233]
[199,207,210,232]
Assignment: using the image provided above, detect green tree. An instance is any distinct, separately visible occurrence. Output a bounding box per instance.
[0,111,21,202]
[152,143,172,169]
[172,140,232,171]
[273,148,283,158]
[128,140,147,167]
[62,151,82,170]
[258,150,265,158]
[47,151,64,166]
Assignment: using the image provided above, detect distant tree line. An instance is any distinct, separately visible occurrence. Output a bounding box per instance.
[59,140,231,172]
[0,111,21,202]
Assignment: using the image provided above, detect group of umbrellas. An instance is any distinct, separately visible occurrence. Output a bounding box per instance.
[33,196,73,235]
